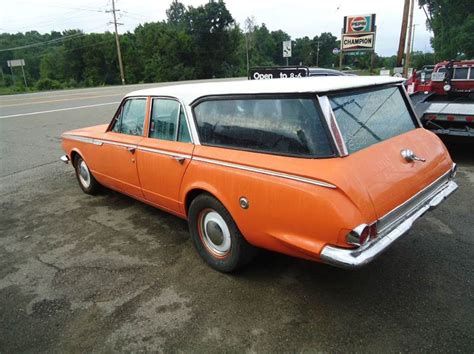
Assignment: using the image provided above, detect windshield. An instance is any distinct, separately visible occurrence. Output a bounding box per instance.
[328,86,417,153]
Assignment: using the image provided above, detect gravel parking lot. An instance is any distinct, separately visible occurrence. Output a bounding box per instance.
[0,86,473,352]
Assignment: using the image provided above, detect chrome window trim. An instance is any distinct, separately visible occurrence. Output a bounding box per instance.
[317,95,349,157]
[193,156,336,189]
[398,83,423,127]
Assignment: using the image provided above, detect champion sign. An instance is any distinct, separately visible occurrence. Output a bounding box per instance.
[341,14,376,52]
[342,33,375,51]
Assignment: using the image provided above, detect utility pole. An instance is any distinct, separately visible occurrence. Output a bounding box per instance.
[108,0,125,85]
[411,24,418,54]
[396,0,410,67]
[316,40,320,67]
[404,0,414,76]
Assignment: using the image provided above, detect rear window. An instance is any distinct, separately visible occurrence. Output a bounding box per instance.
[193,97,334,157]
[329,86,416,153]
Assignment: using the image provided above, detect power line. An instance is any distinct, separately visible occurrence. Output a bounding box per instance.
[0,24,109,52]
[36,37,115,58]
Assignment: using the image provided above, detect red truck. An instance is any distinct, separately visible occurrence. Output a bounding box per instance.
[409,60,474,138]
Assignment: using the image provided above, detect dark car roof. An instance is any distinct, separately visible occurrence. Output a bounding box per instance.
[308,68,347,76]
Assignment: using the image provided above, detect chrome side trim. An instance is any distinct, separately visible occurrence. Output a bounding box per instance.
[317,95,349,157]
[193,156,336,189]
[320,179,458,269]
[377,168,451,234]
[62,134,136,149]
[138,146,192,159]
[62,134,94,144]
[94,139,136,149]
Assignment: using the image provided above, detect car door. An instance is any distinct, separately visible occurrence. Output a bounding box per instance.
[95,97,148,199]
[136,97,194,215]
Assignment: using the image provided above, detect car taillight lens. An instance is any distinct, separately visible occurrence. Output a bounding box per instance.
[369,223,378,239]
[346,224,370,247]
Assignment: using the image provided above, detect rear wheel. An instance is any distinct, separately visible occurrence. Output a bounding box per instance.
[188,194,257,272]
[74,155,100,195]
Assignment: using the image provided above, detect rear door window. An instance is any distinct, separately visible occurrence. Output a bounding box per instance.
[150,98,191,143]
[328,86,417,153]
[193,97,334,157]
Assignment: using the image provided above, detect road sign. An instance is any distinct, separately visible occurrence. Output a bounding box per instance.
[342,33,375,51]
[249,66,308,80]
[344,14,376,34]
[282,40,292,58]
[6,59,28,88]
[7,59,25,67]
[393,67,404,74]
[332,47,340,55]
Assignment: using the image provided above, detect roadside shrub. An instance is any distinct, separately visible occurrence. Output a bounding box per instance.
[35,78,63,91]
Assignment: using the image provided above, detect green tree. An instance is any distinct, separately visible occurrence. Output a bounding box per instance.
[419,0,474,59]
[186,0,241,78]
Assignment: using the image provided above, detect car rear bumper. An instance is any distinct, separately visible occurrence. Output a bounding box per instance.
[320,171,458,269]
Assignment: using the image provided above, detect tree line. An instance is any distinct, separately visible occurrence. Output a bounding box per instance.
[0,0,469,92]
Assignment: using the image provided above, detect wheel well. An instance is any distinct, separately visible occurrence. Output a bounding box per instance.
[185,188,213,215]
[70,151,80,167]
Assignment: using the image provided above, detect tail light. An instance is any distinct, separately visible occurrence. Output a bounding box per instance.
[346,224,370,247]
[347,223,378,247]
[369,223,378,239]
[450,163,457,178]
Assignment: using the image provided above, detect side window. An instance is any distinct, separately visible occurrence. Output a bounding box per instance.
[150,98,191,143]
[470,68,474,80]
[193,97,334,157]
[177,109,192,143]
[111,98,146,136]
[453,67,469,80]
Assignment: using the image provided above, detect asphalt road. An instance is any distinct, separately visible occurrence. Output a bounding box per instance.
[0,83,473,352]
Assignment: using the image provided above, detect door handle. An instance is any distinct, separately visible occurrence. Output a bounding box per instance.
[171,155,185,164]
[126,147,136,154]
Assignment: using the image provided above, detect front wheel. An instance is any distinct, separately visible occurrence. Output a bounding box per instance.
[188,194,257,272]
[74,155,101,195]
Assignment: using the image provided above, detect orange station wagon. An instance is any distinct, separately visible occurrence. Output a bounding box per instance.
[60,76,458,272]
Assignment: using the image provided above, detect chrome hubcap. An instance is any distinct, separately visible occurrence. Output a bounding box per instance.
[78,160,91,188]
[199,210,231,257]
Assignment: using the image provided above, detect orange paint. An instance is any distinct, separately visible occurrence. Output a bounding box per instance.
[61,95,454,264]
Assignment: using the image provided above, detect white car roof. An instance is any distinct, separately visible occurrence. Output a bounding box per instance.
[126,76,403,106]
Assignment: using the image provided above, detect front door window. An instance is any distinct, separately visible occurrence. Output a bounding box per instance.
[112,98,147,136]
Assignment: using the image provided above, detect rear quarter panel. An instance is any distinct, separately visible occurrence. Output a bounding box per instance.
[180,145,376,261]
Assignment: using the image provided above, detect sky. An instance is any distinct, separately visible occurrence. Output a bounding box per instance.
[0,0,433,56]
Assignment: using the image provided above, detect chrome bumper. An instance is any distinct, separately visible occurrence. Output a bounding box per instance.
[60,155,70,164]
[320,177,458,269]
